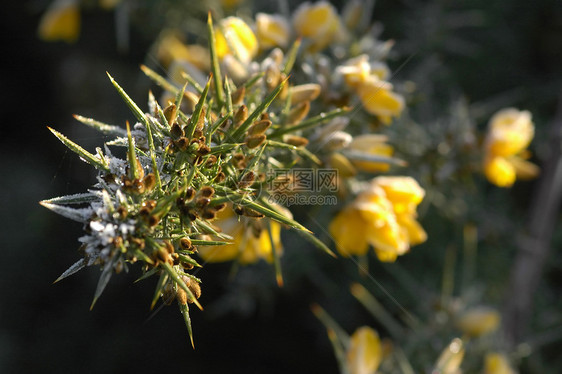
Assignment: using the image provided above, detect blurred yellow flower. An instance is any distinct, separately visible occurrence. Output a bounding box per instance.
[483,108,539,187]
[356,76,405,124]
[347,135,394,173]
[99,0,122,10]
[338,55,390,88]
[215,17,258,64]
[197,206,285,265]
[156,32,210,70]
[38,0,80,43]
[434,338,465,374]
[329,176,426,262]
[255,13,290,50]
[220,0,245,8]
[346,327,382,374]
[456,307,500,338]
[293,1,341,51]
[484,353,516,374]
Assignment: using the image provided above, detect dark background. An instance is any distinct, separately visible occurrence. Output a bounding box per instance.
[2,0,561,372]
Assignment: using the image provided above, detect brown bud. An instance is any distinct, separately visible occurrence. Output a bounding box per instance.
[214,171,226,183]
[248,119,272,135]
[199,186,215,198]
[238,171,256,188]
[195,107,206,131]
[260,112,270,121]
[265,64,281,91]
[163,103,177,126]
[130,237,145,250]
[196,197,211,209]
[176,287,188,305]
[132,179,145,195]
[114,261,124,274]
[289,84,321,105]
[170,122,184,139]
[213,202,227,212]
[184,277,202,303]
[142,200,157,211]
[179,237,192,251]
[163,240,175,254]
[156,247,170,263]
[192,129,204,140]
[287,101,311,124]
[232,153,246,169]
[202,209,217,220]
[245,134,267,149]
[186,208,199,221]
[205,155,218,167]
[148,214,161,227]
[182,91,199,114]
[175,137,189,151]
[231,86,246,105]
[234,105,248,127]
[185,187,196,201]
[162,283,176,305]
[197,144,211,156]
[116,205,128,220]
[241,207,265,218]
[283,134,309,147]
[142,173,156,192]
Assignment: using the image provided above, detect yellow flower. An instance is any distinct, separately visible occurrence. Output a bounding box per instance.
[38,0,80,43]
[484,353,516,374]
[347,134,394,173]
[220,0,245,8]
[156,32,210,70]
[197,206,285,265]
[329,177,426,262]
[346,327,382,374]
[486,108,534,157]
[255,13,290,50]
[215,17,258,64]
[293,1,342,51]
[338,55,390,88]
[99,0,122,10]
[356,76,404,124]
[371,176,425,215]
[456,307,500,338]
[483,156,516,188]
[328,205,371,256]
[483,108,539,187]
[434,338,465,374]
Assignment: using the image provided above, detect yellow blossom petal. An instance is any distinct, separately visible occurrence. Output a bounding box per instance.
[456,307,500,337]
[329,153,357,178]
[484,353,516,374]
[293,1,341,51]
[434,338,465,374]
[348,134,394,172]
[371,176,425,215]
[256,13,290,50]
[38,0,80,43]
[357,76,404,123]
[329,206,370,256]
[156,32,210,70]
[509,156,540,180]
[484,156,516,188]
[396,213,427,246]
[346,327,382,374]
[486,108,534,157]
[215,17,258,63]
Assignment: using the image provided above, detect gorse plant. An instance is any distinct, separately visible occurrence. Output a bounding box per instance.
[40,0,542,372]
